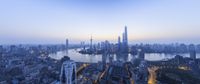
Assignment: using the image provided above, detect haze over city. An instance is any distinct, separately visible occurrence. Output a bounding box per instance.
[1,0,200,44]
[1,0,200,84]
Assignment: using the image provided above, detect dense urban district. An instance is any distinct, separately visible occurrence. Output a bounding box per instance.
[1,27,200,84]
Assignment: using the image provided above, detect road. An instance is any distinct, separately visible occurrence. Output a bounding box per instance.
[77,63,89,76]
[148,66,158,84]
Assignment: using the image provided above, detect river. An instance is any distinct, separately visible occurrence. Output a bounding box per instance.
[49,49,200,63]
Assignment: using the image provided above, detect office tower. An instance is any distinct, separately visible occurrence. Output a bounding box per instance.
[118,36,121,52]
[104,40,110,53]
[81,41,86,50]
[122,26,128,46]
[190,50,196,60]
[189,44,196,60]
[90,36,93,50]
[109,55,114,64]
[0,45,2,53]
[124,26,128,45]
[102,53,107,70]
[80,41,84,48]
[0,45,2,57]
[60,60,76,84]
[122,33,125,44]
[97,43,101,49]
[138,49,145,60]
[122,26,128,53]
[138,60,148,83]
[80,41,83,48]
[66,39,69,54]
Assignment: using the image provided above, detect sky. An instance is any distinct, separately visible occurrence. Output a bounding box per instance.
[0,0,200,44]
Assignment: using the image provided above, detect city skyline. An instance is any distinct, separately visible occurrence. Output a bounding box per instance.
[1,0,200,44]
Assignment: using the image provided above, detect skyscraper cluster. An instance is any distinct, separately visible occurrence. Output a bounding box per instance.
[118,26,129,53]
[79,26,129,54]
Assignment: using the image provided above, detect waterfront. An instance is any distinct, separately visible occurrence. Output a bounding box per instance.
[49,49,200,63]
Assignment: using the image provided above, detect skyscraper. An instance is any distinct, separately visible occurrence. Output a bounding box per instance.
[138,49,145,60]
[118,36,121,52]
[60,60,76,84]
[90,36,93,50]
[66,39,69,54]
[189,44,196,60]
[0,45,3,58]
[124,26,128,45]
[122,26,128,53]
[122,33,125,44]
[80,41,85,50]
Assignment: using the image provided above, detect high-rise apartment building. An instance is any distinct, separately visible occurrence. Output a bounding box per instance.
[60,60,76,84]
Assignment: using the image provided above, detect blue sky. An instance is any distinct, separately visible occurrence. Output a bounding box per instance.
[0,0,200,44]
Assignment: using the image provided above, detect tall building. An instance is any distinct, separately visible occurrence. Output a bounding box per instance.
[66,39,69,54]
[90,36,93,50]
[104,40,110,53]
[122,26,128,53]
[124,26,128,45]
[109,55,114,64]
[60,60,76,84]
[189,44,196,60]
[138,60,148,84]
[122,33,125,44]
[118,36,121,52]
[102,53,107,70]
[190,50,196,60]
[80,41,86,50]
[0,45,3,54]
[138,49,145,60]
[0,45,3,59]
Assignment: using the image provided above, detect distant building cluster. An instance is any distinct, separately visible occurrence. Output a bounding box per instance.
[131,43,200,54]
[0,44,76,84]
[79,26,129,54]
